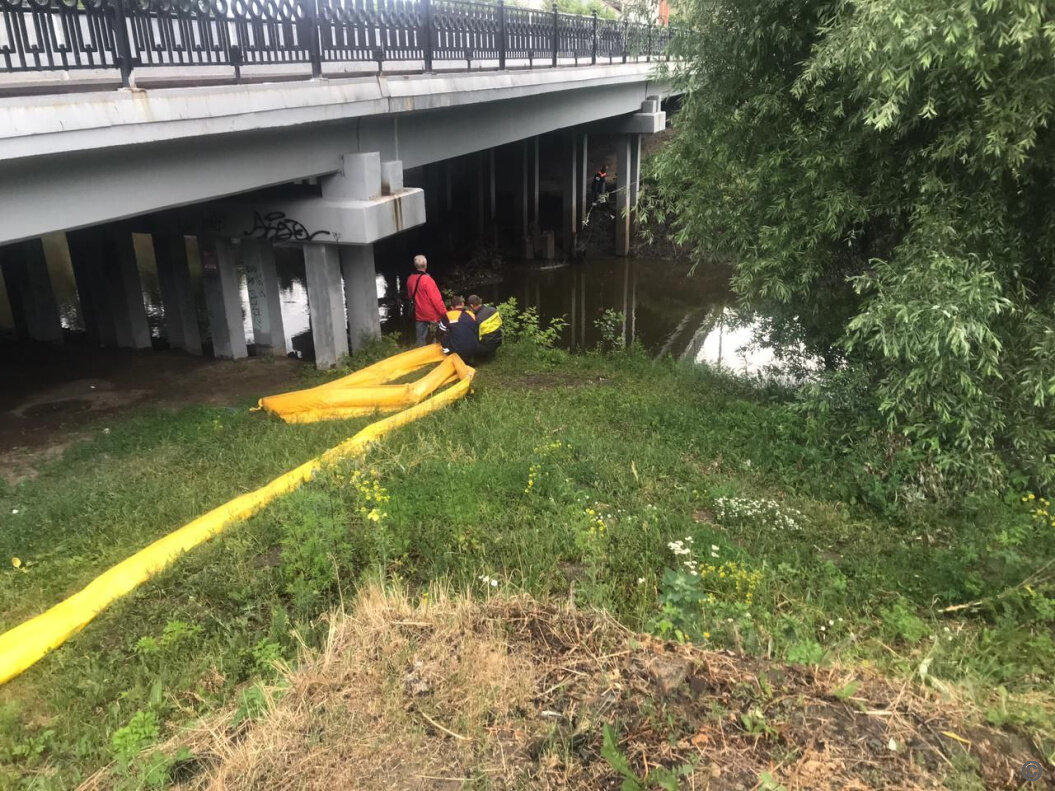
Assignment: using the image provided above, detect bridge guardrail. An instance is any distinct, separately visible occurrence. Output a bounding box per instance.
[0,0,674,87]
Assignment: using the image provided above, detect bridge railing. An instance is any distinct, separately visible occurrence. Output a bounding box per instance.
[0,0,674,86]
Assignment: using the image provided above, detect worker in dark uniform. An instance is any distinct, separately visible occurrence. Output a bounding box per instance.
[467,295,502,358]
[437,295,479,359]
[591,166,608,202]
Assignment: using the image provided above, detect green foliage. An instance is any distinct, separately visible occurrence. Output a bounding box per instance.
[494,297,569,354]
[600,724,691,790]
[110,710,159,766]
[654,0,1055,493]
[555,0,617,19]
[1,350,1053,785]
[593,308,627,352]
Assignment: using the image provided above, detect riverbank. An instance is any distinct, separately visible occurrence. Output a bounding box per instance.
[1,338,1052,788]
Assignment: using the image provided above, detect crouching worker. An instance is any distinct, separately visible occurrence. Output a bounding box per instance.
[467,295,502,359]
[438,296,479,359]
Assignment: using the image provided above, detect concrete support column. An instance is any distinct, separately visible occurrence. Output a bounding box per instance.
[629,133,642,209]
[615,134,632,256]
[304,243,348,369]
[531,136,540,230]
[341,244,381,352]
[578,132,589,227]
[518,140,530,239]
[476,150,495,236]
[0,239,62,343]
[444,160,454,213]
[151,220,202,355]
[111,227,153,350]
[67,227,115,347]
[562,131,579,253]
[199,236,248,360]
[242,238,288,356]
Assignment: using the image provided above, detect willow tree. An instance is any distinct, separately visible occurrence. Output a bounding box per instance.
[653,0,1055,492]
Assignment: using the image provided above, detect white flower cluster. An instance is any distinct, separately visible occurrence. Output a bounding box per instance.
[478,575,499,588]
[667,536,694,556]
[713,496,804,532]
[668,536,701,575]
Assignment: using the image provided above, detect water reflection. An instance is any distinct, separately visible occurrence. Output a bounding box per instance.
[691,307,822,381]
[7,231,813,380]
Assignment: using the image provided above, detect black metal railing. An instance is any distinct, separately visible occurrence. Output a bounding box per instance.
[0,0,674,86]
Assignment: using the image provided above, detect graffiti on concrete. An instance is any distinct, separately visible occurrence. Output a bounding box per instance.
[244,211,333,243]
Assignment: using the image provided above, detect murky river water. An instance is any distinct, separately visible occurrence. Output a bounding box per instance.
[0,233,805,376]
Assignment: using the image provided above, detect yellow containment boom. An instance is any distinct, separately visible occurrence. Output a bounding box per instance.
[257,344,459,423]
[0,346,474,686]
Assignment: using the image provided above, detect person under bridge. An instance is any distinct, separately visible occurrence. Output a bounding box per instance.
[437,295,479,360]
[467,295,502,359]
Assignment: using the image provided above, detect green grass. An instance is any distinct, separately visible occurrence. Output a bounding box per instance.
[0,340,1052,788]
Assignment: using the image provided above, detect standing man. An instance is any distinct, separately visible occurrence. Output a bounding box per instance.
[406,254,446,347]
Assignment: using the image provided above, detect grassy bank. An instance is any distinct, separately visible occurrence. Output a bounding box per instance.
[1,337,1052,788]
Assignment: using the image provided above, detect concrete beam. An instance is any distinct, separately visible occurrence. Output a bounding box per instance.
[199,236,248,359]
[341,245,381,352]
[629,133,642,208]
[0,238,62,343]
[0,65,669,161]
[562,132,579,252]
[0,77,668,245]
[211,185,426,246]
[242,238,288,356]
[578,132,589,229]
[151,219,203,355]
[304,244,348,369]
[615,134,632,257]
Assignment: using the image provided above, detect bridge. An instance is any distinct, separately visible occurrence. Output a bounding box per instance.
[0,0,674,367]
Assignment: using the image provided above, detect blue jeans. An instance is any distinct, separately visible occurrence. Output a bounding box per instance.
[415,321,435,347]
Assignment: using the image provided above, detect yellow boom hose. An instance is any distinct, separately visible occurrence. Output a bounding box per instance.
[0,346,474,685]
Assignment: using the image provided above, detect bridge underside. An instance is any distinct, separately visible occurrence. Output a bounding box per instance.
[0,64,671,368]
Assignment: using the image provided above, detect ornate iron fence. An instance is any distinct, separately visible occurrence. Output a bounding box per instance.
[0,0,673,85]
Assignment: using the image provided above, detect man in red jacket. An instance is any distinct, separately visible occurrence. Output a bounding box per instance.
[406,254,447,347]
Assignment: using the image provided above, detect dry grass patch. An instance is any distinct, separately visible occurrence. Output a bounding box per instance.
[96,585,1043,790]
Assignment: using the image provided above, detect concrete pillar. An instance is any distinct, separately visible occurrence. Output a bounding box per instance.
[304,243,348,369]
[518,140,530,239]
[488,149,496,224]
[629,133,642,208]
[615,134,632,256]
[562,131,579,252]
[424,162,443,225]
[67,227,115,347]
[578,132,589,227]
[341,244,381,352]
[476,150,494,235]
[151,220,202,355]
[444,160,454,213]
[111,227,153,350]
[0,239,62,343]
[199,236,248,360]
[531,136,540,229]
[242,238,288,356]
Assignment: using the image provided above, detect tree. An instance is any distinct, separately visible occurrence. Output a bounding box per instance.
[652,0,1055,493]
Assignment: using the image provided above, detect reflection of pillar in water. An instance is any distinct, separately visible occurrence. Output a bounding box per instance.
[630,269,637,345]
[579,269,586,347]
[621,257,629,345]
[569,270,577,348]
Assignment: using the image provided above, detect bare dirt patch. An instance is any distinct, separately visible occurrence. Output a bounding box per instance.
[96,589,1046,790]
[0,343,308,484]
